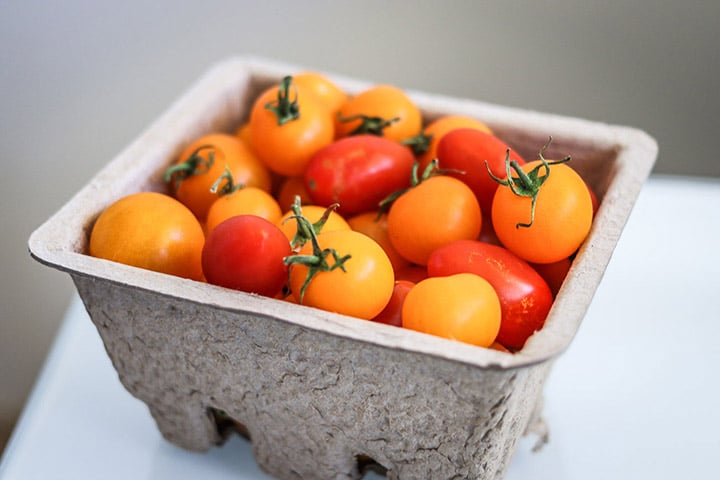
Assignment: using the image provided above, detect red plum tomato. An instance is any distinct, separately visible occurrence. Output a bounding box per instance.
[427,239,553,350]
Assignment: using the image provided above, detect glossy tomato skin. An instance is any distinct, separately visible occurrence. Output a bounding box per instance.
[436,128,526,216]
[402,273,501,347]
[89,192,205,281]
[427,239,553,350]
[387,175,482,266]
[491,160,593,264]
[288,229,394,320]
[249,80,335,177]
[202,215,291,297]
[304,135,416,216]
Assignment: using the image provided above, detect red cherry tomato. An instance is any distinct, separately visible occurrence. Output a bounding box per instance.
[371,280,415,327]
[304,135,416,216]
[201,215,291,297]
[427,239,553,350]
[436,128,526,216]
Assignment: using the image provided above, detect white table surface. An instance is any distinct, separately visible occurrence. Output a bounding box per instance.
[2,175,719,480]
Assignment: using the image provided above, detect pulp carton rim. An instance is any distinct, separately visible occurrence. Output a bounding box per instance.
[28,55,657,371]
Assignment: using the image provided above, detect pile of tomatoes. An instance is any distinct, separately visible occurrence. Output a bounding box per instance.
[89,71,597,352]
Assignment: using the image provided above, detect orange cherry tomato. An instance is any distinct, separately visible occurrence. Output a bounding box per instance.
[165,133,272,220]
[89,192,205,281]
[277,205,351,245]
[235,122,253,147]
[249,76,335,176]
[288,229,394,320]
[410,115,493,170]
[335,84,422,142]
[276,176,313,212]
[347,211,410,273]
[387,175,482,265]
[402,273,501,347]
[491,157,593,264]
[205,187,283,233]
[293,71,348,116]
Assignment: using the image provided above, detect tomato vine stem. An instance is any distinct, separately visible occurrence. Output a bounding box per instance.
[209,166,245,197]
[486,137,571,228]
[283,196,351,303]
[376,158,465,217]
[264,76,301,125]
[336,112,400,136]
[163,145,216,189]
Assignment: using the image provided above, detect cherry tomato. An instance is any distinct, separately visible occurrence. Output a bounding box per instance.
[491,156,593,264]
[436,128,526,216]
[202,215,291,297]
[402,273,501,347]
[427,240,553,350]
[249,76,335,176]
[304,135,416,216]
[530,257,573,298]
[371,280,414,327]
[276,176,313,212]
[277,204,351,244]
[89,192,205,281]
[335,84,421,142]
[293,71,348,116]
[287,229,394,320]
[165,133,272,220]
[387,174,482,265]
[205,187,283,233]
[347,211,411,273]
[394,264,428,283]
[406,115,492,170]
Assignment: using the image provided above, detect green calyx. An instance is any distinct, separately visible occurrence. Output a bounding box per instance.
[209,166,244,197]
[486,137,571,229]
[401,131,433,156]
[283,196,351,304]
[265,76,301,126]
[336,112,400,136]
[377,158,464,216]
[163,145,216,189]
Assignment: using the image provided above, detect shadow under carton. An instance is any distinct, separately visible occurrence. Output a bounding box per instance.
[28,56,657,480]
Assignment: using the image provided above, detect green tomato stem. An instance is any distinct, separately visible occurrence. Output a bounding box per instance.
[264,76,300,126]
[485,137,571,228]
[336,112,400,136]
[163,145,216,189]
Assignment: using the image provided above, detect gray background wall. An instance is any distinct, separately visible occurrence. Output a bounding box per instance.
[1,0,718,444]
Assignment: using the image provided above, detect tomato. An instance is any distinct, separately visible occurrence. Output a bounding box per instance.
[436,128,526,216]
[206,187,282,233]
[371,280,414,327]
[427,240,553,350]
[165,133,272,220]
[335,84,422,142]
[277,204,351,246]
[405,115,492,170]
[394,264,428,283]
[276,176,314,212]
[491,154,593,264]
[201,215,291,297]
[249,76,335,176]
[304,135,416,216]
[287,229,394,320]
[293,71,348,116]
[531,257,573,298]
[347,211,410,273]
[402,273,501,347]
[387,174,482,265]
[89,192,205,281]
[235,122,252,147]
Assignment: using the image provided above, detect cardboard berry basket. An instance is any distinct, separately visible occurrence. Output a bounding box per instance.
[28,56,657,479]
